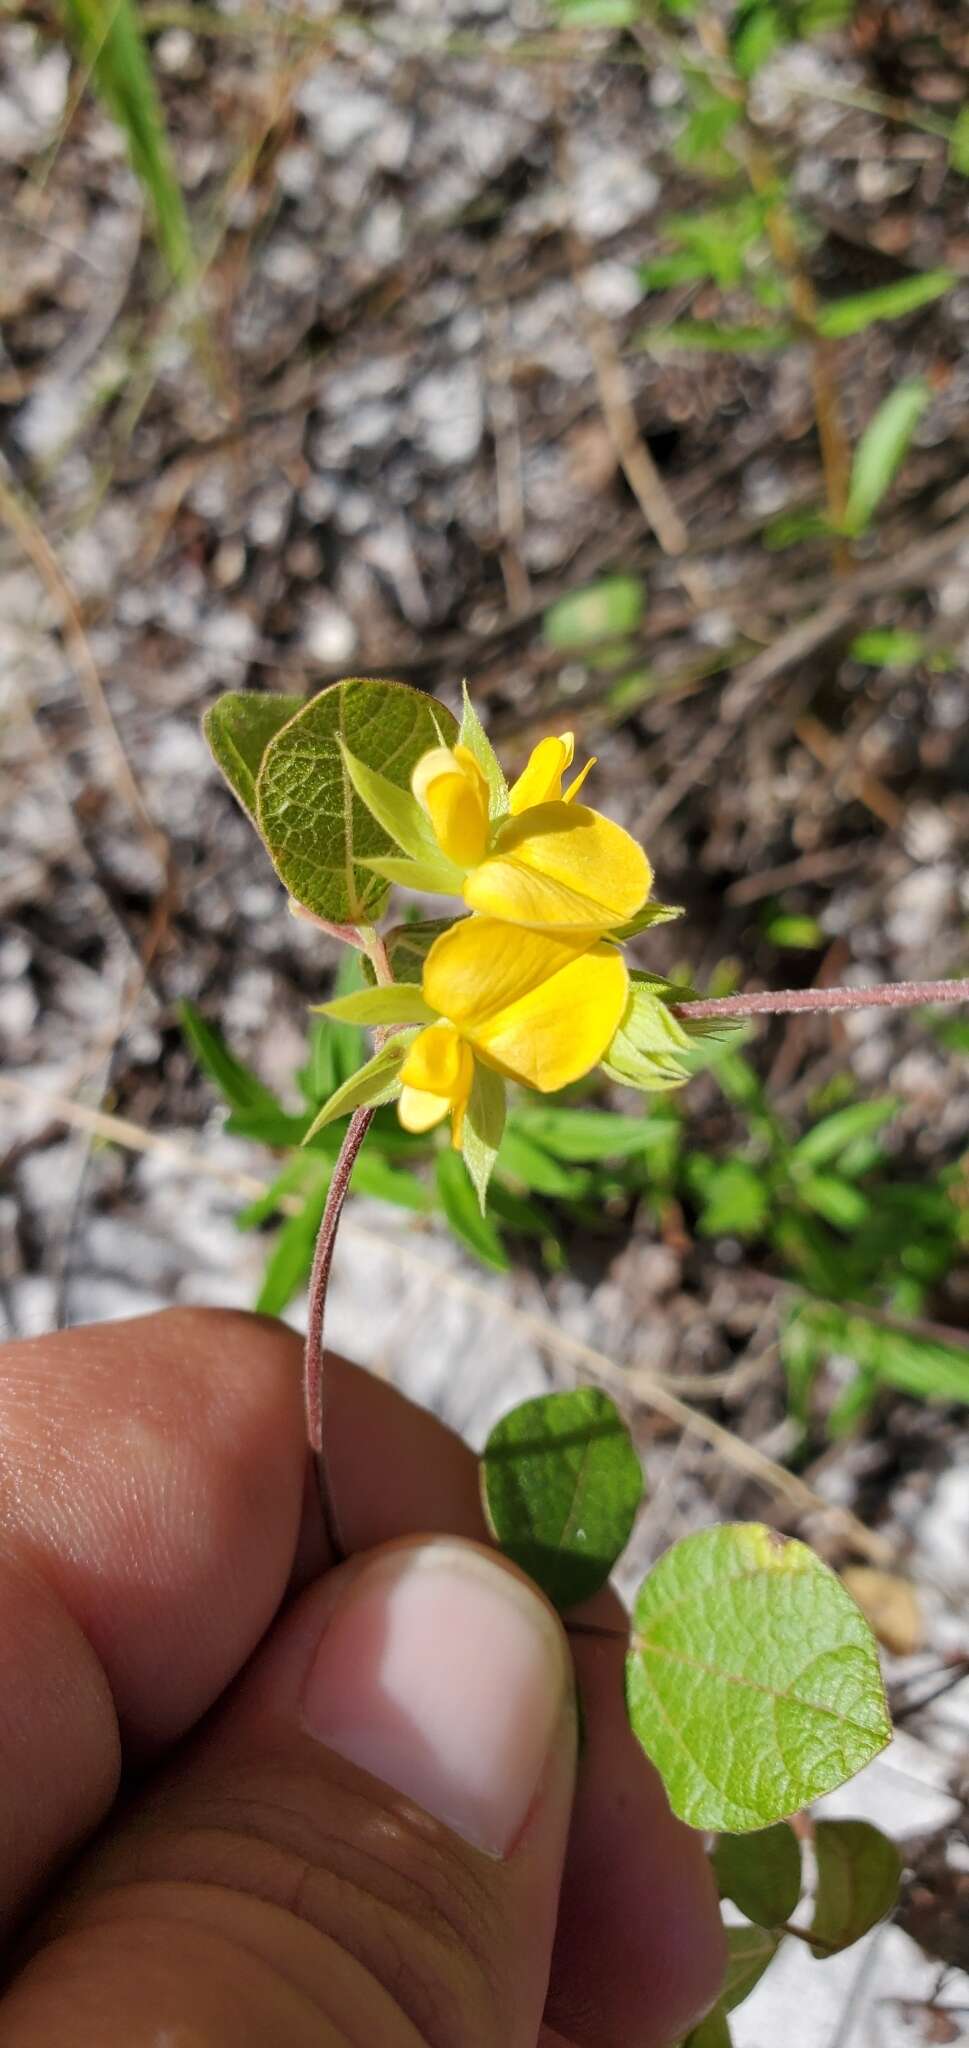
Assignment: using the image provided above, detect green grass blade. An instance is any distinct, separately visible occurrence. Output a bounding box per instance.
[60,0,192,280]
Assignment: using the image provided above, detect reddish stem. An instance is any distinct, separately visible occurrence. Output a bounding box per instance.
[304,1104,374,1455]
[671,978,969,1021]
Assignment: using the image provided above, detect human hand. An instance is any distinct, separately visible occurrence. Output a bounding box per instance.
[0,1309,724,2045]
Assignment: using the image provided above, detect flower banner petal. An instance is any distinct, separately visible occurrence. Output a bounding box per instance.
[465,801,652,931]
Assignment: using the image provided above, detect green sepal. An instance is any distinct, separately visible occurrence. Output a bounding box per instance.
[611,901,684,941]
[341,744,442,863]
[459,682,509,818]
[365,853,468,894]
[462,1060,507,1213]
[601,978,693,1091]
[301,1032,416,1143]
[314,985,437,1028]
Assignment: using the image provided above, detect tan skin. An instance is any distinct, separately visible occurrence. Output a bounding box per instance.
[0,1309,725,2045]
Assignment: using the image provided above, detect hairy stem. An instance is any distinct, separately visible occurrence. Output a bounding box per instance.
[304,1104,375,1456]
[671,978,969,1021]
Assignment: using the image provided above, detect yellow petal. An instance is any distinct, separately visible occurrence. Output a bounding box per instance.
[472,945,628,1092]
[398,1084,451,1133]
[563,755,596,802]
[424,917,597,1025]
[412,746,489,867]
[400,1020,471,1096]
[463,801,652,932]
[508,733,574,814]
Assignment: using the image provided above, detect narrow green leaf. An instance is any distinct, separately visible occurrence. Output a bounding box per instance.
[792,1099,898,1170]
[315,985,437,1028]
[843,381,930,535]
[712,1824,802,1928]
[511,1105,674,1163]
[236,1152,328,1231]
[179,1001,281,1115]
[435,1149,509,1269]
[481,1388,643,1608]
[810,1819,901,1956]
[850,628,925,669]
[697,1159,770,1238]
[815,273,953,339]
[544,575,646,651]
[950,106,969,177]
[349,1151,433,1212]
[499,1125,590,1198]
[461,1062,507,1215]
[255,1177,330,1315]
[302,1035,414,1142]
[255,679,457,924]
[639,321,793,355]
[62,0,193,280]
[722,1925,780,2012]
[203,691,304,822]
[625,1524,891,1831]
[764,913,825,949]
[341,744,444,863]
[459,683,508,818]
[799,1174,871,1231]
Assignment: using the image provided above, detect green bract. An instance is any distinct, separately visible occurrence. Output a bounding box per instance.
[248,679,457,924]
[625,1523,891,1831]
[481,1387,643,1608]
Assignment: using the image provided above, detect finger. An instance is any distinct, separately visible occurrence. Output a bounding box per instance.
[3,1539,577,2048]
[0,1308,307,1928]
[325,1350,726,2047]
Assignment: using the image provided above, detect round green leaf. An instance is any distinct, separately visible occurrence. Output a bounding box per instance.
[255,679,457,924]
[626,1524,891,1832]
[712,1822,802,1928]
[204,690,304,820]
[722,1924,779,2012]
[810,1819,901,1957]
[481,1388,643,1609]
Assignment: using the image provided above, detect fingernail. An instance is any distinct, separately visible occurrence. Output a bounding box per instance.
[301,1539,570,1856]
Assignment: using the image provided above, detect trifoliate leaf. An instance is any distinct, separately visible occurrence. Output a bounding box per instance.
[712,1824,802,1928]
[204,690,304,821]
[462,1060,507,1214]
[625,1524,891,1832]
[255,679,457,924]
[459,683,508,817]
[810,1820,901,1957]
[481,1388,643,1609]
[301,1033,415,1142]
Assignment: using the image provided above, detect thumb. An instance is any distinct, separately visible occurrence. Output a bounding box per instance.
[3,1538,577,2048]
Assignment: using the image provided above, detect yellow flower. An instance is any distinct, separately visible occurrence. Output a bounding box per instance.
[397,916,628,1141]
[411,732,651,936]
[398,1021,475,1143]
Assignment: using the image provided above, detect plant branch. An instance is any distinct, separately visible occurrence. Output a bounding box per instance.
[671,979,969,1021]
